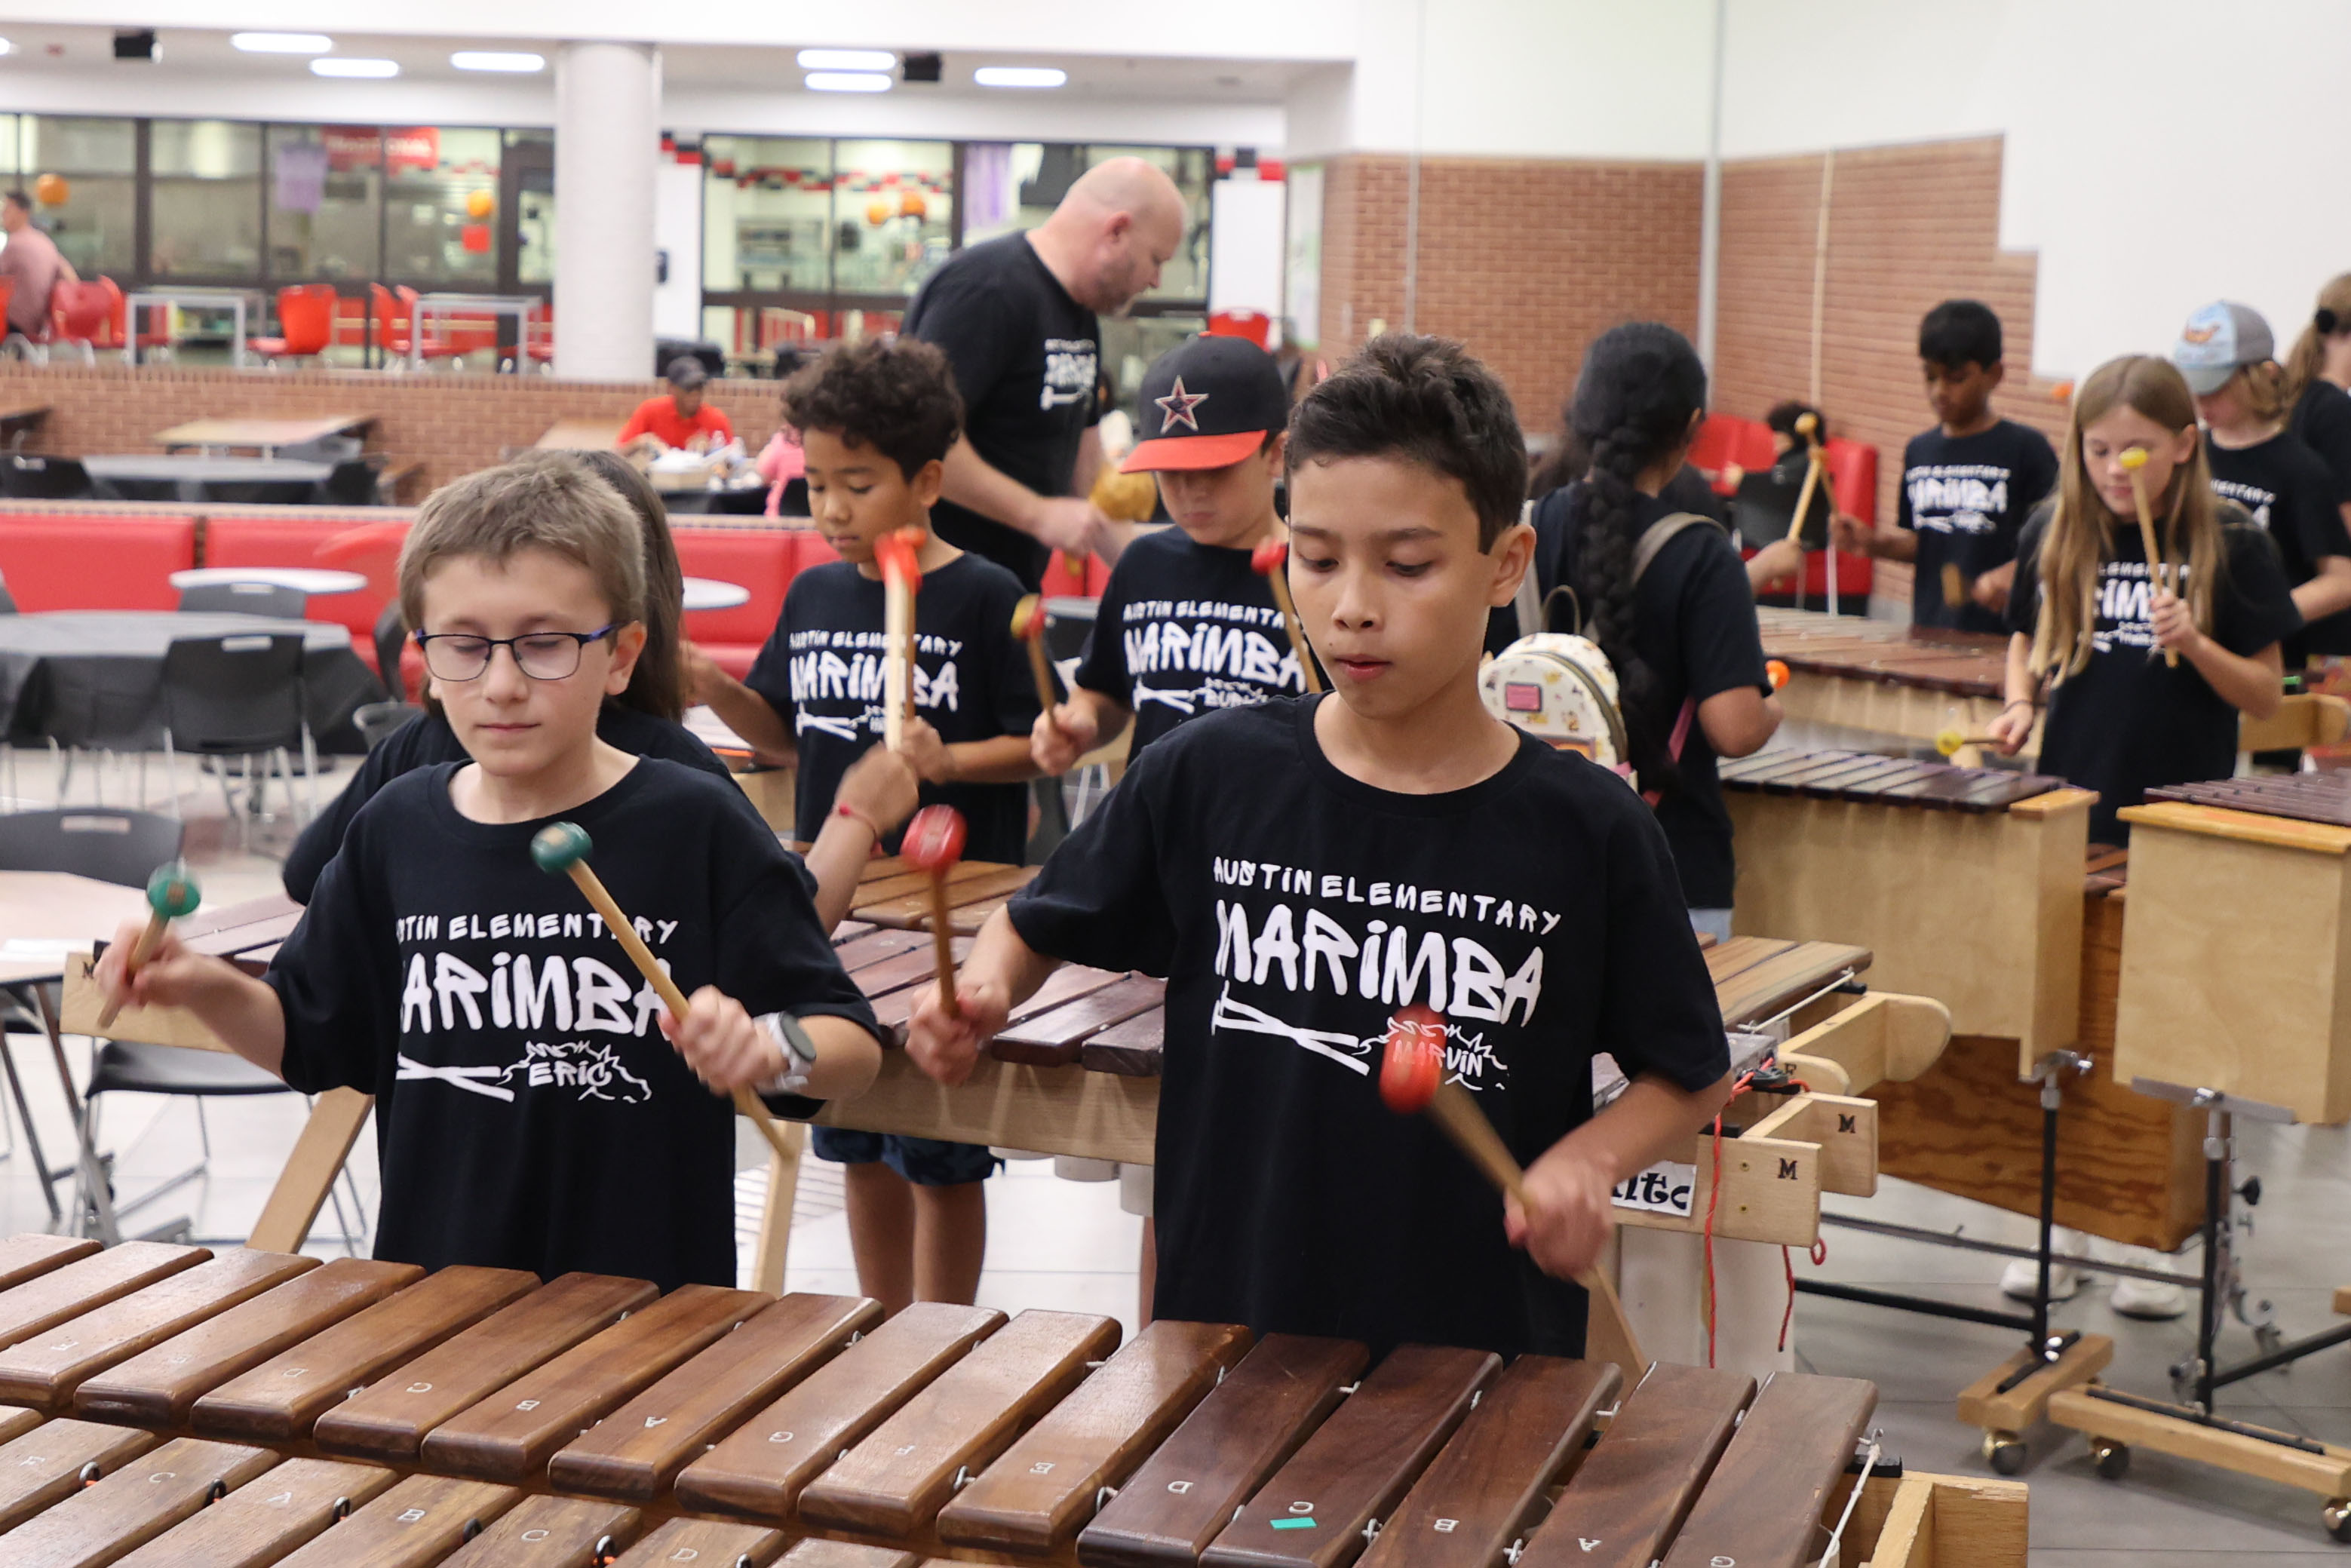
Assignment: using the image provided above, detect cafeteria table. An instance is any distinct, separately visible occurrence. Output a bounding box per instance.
[169,568,367,597]
[84,455,332,505]
[0,612,379,753]
[150,415,373,457]
[533,418,625,451]
[681,576,751,612]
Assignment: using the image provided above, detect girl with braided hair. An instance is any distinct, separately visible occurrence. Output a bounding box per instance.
[1526,323,1782,939]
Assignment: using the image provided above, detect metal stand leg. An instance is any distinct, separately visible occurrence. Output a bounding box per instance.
[0,1021,60,1223]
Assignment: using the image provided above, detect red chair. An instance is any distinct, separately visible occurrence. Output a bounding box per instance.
[0,280,14,345]
[520,301,554,370]
[315,518,419,694]
[48,281,116,364]
[1689,415,1760,494]
[248,284,336,366]
[370,284,458,368]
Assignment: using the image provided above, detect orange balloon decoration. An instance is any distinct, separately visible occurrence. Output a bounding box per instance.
[32,173,68,207]
[465,189,495,220]
[865,197,892,227]
[898,190,928,220]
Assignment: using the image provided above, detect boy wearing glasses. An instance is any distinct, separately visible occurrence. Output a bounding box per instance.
[686,337,1039,1315]
[97,458,882,1292]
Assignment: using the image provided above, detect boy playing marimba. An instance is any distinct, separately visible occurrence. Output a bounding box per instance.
[98,459,882,1293]
[910,336,1736,1356]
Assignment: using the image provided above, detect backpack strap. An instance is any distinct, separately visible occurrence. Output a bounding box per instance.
[1631,511,1727,586]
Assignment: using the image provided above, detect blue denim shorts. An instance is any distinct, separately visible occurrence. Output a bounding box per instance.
[810,1128,1000,1186]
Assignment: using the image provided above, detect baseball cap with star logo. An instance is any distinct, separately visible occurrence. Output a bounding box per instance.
[1120,333,1291,473]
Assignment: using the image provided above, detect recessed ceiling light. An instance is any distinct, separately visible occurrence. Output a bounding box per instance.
[0,38,13,57]
[451,51,545,72]
[796,49,895,72]
[804,71,892,93]
[310,57,399,78]
[974,66,1067,89]
[232,32,331,54]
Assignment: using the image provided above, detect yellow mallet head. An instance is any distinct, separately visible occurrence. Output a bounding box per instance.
[2118,447,2149,473]
[1935,727,1966,759]
[1795,411,1818,437]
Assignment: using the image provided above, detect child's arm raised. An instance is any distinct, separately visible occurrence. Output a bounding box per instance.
[93,925,287,1077]
[808,747,922,933]
[1506,1069,1736,1282]
[2150,588,2285,720]
[898,720,1039,786]
[905,906,1061,1086]
[683,641,797,763]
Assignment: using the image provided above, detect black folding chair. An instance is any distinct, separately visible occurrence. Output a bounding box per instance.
[321,458,385,506]
[176,581,309,620]
[0,456,91,501]
[159,633,315,844]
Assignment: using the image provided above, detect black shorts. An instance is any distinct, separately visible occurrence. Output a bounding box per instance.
[810,1128,1000,1186]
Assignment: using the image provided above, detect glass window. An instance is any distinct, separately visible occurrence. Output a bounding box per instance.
[19,116,136,278]
[267,124,382,281]
[704,137,832,294]
[508,134,555,288]
[383,126,501,287]
[0,116,20,176]
[959,143,1211,302]
[829,140,953,297]
[149,119,263,278]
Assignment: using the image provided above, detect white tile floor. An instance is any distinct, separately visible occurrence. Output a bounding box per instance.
[5,744,2347,1561]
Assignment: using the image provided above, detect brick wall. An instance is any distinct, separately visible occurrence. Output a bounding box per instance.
[1714,136,2069,616]
[1315,154,1704,436]
[0,363,789,499]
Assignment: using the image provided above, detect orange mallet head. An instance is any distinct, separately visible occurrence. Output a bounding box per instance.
[1379,1003,1447,1115]
[1250,538,1288,578]
[874,526,925,589]
[1766,658,1790,692]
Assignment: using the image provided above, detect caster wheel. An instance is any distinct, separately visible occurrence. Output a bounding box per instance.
[1984,1430,2028,1476]
[2326,1499,2351,1544]
[2090,1438,2130,1480]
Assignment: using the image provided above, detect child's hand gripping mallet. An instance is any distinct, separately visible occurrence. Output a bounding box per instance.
[2118,448,2179,667]
[1379,1004,1644,1366]
[1250,539,1324,694]
[1935,726,2003,758]
[876,527,925,750]
[901,805,966,1020]
[531,823,794,1161]
[1788,413,1837,615]
[1011,595,1057,714]
[97,862,201,1030]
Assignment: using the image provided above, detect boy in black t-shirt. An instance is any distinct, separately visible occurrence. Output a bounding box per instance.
[688,337,1038,1314]
[97,456,882,1292]
[1033,333,1309,775]
[910,336,1736,1358]
[1834,299,2058,632]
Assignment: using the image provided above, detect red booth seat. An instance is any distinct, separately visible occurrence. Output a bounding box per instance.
[206,511,396,646]
[671,527,804,680]
[0,512,196,609]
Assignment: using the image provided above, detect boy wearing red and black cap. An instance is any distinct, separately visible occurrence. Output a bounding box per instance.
[1033,333,1317,774]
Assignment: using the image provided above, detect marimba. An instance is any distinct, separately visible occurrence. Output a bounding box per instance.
[1754,609,2015,747]
[0,1232,2021,1567]
[845,855,1039,938]
[1721,747,2095,1071]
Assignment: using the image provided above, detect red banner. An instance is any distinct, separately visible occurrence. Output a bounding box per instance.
[321,127,441,176]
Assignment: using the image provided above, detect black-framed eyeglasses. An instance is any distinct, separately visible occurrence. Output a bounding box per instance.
[413,625,617,682]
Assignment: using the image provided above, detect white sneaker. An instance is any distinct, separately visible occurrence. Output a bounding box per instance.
[2001,1257,2081,1301]
[2109,1275,2187,1319]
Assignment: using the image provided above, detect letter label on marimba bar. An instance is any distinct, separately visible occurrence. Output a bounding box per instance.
[1168,1480,1193,1493]
[769,1430,793,1444]
[516,1400,539,1410]
[399,1508,426,1522]
[407,1382,431,1394]
[1435,1519,1457,1533]
[524,1529,550,1541]
[1288,1500,1312,1514]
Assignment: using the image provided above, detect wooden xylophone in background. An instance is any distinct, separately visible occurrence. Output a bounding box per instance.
[1754,609,2015,749]
[0,1231,2022,1568]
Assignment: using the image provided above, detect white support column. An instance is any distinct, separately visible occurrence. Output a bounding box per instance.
[554,40,660,382]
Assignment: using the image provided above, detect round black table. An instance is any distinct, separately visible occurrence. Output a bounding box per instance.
[0,612,380,753]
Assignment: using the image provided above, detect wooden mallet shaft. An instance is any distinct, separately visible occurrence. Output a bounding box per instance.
[98,863,201,1031]
[878,528,925,752]
[902,806,968,1020]
[96,918,168,1033]
[1251,540,1324,694]
[1012,596,1057,713]
[925,885,962,1020]
[2119,449,2179,667]
[536,832,794,1163]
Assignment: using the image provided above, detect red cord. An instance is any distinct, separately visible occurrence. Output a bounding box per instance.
[1779,1237,1829,1354]
[1703,1070,1757,1370]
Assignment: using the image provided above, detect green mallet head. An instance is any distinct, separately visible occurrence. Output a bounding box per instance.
[144,861,200,920]
[530,822,593,876]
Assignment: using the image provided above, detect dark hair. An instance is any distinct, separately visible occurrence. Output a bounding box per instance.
[779,337,963,480]
[566,449,687,722]
[2,192,27,211]
[1566,321,1708,793]
[1917,299,2003,370]
[1763,400,1825,443]
[1285,333,1526,548]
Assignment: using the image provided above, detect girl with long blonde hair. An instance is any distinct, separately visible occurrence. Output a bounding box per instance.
[1987,355,2297,845]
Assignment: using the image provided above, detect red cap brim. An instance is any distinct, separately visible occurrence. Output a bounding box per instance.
[1121,430,1269,473]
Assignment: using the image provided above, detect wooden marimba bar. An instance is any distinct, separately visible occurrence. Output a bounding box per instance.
[843,855,1039,938]
[1754,608,2017,748]
[0,1232,2020,1567]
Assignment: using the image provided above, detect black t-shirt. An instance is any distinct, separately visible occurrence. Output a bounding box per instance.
[2205,431,2351,661]
[1530,486,1772,910]
[2006,502,2300,845]
[267,759,879,1292]
[1074,528,1314,756]
[284,706,738,904]
[743,554,1040,864]
[1007,697,1727,1359]
[904,234,1101,588]
[1898,419,2060,633]
[2291,380,2351,507]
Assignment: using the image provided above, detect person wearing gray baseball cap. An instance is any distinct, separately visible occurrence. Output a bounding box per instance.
[2175,300,2351,665]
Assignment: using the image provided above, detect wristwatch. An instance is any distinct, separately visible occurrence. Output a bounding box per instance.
[759,1011,820,1097]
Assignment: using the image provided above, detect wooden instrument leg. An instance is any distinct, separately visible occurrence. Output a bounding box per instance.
[750,1125,806,1295]
[248,1090,374,1254]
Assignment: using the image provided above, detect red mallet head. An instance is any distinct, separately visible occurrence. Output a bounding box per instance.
[1379,1004,1447,1115]
[876,527,925,590]
[1011,594,1047,642]
[903,804,967,875]
[1250,538,1288,578]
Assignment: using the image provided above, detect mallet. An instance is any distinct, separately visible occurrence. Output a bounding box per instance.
[530,822,793,1161]
[1249,539,1324,694]
[97,861,201,1030]
[1011,595,1057,714]
[1788,413,1836,616]
[1935,727,2001,759]
[1765,658,1791,693]
[1379,1004,1644,1368]
[901,805,966,1020]
[876,526,925,750]
[1941,562,1970,611]
[2118,448,2179,668]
